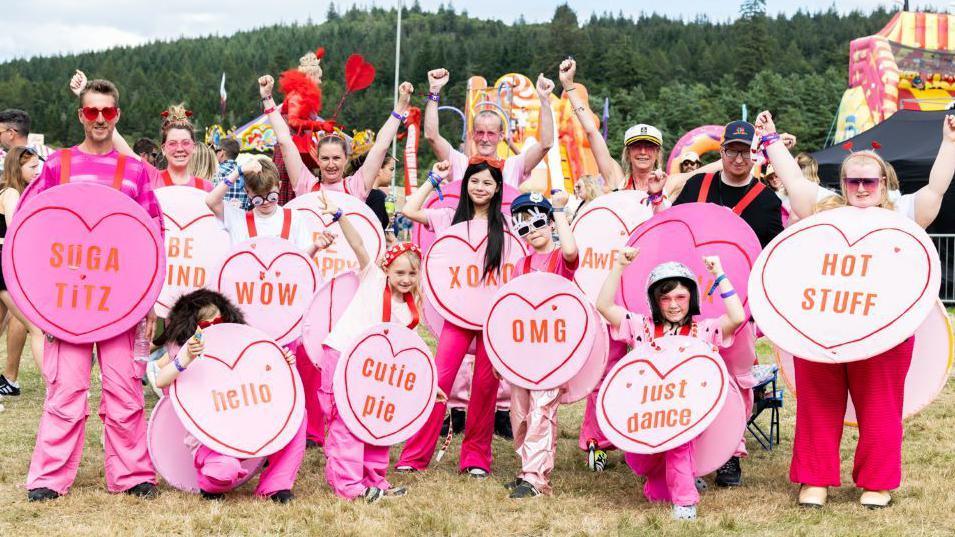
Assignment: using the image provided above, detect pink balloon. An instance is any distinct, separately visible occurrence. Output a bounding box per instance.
[2,182,165,343]
[691,381,746,476]
[333,322,438,446]
[412,180,520,255]
[170,323,305,458]
[484,272,596,389]
[285,191,386,279]
[215,236,320,345]
[148,396,263,492]
[423,220,527,330]
[597,335,729,454]
[622,203,760,324]
[301,271,361,367]
[154,186,231,318]
[560,315,610,404]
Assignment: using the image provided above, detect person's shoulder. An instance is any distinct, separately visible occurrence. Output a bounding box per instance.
[755,183,782,207]
[366,188,386,202]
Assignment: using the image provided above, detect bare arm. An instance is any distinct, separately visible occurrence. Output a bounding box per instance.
[755,110,819,219]
[596,247,638,329]
[424,68,453,161]
[521,74,556,175]
[665,160,722,199]
[914,115,955,228]
[402,160,451,224]
[259,75,309,193]
[703,256,745,336]
[358,82,413,192]
[314,192,371,270]
[156,336,202,388]
[550,191,577,263]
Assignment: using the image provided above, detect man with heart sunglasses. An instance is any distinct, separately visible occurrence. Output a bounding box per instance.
[19,78,162,502]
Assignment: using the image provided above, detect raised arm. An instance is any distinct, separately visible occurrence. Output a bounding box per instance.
[522,74,556,175]
[206,159,254,219]
[402,161,450,224]
[665,160,722,199]
[558,59,624,188]
[756,110,819,218]
[315,191,370,270]
[703,255,745,336]
[550,190,577,263]
[358,82,413,193]
[424,68,453,161]
[596,247,638,329]
[259,75,309,193]
[915,115,955,228]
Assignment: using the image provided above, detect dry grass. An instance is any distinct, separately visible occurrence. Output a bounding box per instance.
[1,336,954,536]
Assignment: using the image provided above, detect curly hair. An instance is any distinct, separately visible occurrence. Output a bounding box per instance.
[153,289,246,348]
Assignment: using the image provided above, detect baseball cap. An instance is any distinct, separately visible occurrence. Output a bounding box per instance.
[679,151,700,164]
[721,120,755,147]
[624,124,663,147]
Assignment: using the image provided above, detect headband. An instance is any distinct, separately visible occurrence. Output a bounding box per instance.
[382,242,422,268]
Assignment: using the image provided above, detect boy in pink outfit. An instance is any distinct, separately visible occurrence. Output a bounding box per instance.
[596,248,745,520]
[23,79,162,502]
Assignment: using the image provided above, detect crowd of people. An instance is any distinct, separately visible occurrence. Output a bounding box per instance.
[1,55,953,521]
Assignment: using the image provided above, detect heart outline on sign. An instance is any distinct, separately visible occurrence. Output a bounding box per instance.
[292,207,382,269]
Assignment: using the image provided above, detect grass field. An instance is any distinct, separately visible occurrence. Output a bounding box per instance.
[1,337,954,537]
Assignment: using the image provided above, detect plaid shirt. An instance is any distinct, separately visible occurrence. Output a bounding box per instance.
[214,159,251,210]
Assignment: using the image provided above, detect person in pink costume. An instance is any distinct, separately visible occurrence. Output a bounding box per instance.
[501,189,579,498]
[758,110,955,508]
[23,79,163,502]
[152,289,304,502]
[597,249,745,520]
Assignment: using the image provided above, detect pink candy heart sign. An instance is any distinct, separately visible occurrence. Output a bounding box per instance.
[2,182,164,343]
[560,316,609,404]
[749,206,940,363]
[216,236,320,345]
[423,220,527,330]
[412,180,520,255]
[597,335,729,454]
[621,203,761,323]
[285,191,386,279]
[148,396,264,492]
[571,191,653,304]
[333,322,438,446]
[774,299,953,423]
[301,270,361,367]
[154,186,231,318]
[170,323,305,458]
[483,272,596,389]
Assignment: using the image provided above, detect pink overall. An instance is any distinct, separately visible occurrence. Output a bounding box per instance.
[719,323,759,458]
[193,420,306,496]
[790,337,913,490]
[292,341,325,446]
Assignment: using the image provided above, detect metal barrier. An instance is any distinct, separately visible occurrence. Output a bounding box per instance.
[930,234,955,304]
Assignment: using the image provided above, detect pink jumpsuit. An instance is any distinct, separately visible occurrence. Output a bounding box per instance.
[24,147,162,494]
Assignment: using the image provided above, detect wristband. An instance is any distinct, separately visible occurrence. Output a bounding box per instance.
[427,171,444,201]
[720,289,737,299]
[552,207,565,213]
[261,95,273,102]
[331,208,343,222]
[263,106,276,115]
[173,356,187,372]
[427,92,440,102]
[223,177,234,187]
[391,111,407,122]
[708,274,727,296]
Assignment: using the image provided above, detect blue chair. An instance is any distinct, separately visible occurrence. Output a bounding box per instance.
[747,364,784,450]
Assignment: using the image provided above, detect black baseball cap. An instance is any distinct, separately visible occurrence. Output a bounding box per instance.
[721,120,755,147]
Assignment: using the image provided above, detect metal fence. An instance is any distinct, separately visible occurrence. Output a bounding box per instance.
[931,234,955,304]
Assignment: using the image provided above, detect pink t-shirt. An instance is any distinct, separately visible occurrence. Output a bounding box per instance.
[514,249,578,281]
[21,147,163,234]
[292,162,369,201]
[450,148,528,189]
[423,206,456,234]
[610,312,733,350]
[145,162,213,192]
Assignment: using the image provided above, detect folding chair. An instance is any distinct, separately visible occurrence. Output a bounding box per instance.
[747,364,783,450]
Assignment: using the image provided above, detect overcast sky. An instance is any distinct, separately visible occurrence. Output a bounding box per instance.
[0,1,950,62]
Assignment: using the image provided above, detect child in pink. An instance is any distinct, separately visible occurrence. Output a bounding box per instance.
[152,289,305,502]
[596,248,745,520]
[503,190,579,498]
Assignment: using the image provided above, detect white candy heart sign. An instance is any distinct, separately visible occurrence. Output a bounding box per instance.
[750,206,940,363]
[597,335,729,454]
[333,323,437,446]
[301,271,361,367]
[170,323,305,458]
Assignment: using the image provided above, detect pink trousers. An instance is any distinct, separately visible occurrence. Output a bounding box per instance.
[510,386,560,494]
[448,353,512,411]
[625,443,699,506]
[292,341,325,446]
[790,337,913,490]
[27,329,155,494]
[318,346,391,499]
[579,334,627,450]
[194,419,306,496]
[398,323,500,472]
[720,323,760,458]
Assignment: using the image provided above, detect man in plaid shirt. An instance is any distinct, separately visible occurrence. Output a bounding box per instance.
[213,138,250,210]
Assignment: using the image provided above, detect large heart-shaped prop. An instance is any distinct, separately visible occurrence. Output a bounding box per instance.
[285,191,386,279]
[412,180,520,255]
[3,183,164,343]
[301,270,361,367]
[560,313,610,404]
[170,323,305,458]
[597,335,728,454]
[334,323,437,446]
[154,186,231,318]
[423,220,526,330]
[750,206,940,362]
[621,203,760,322]
[484,272,595,389]
[216,236,320,345]
[571,191,653,304]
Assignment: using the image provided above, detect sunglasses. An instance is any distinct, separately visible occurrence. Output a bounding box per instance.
[843,177,881,190]
[197,316,223,329]
[249,191,280,206]
[80,106,119,122]
[164,140,195,151]
[511,211,550,237]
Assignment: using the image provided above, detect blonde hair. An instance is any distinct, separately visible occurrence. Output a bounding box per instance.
[383,251,424,313]
[245,158,280,195]
[575,175,605,203]
[796,152,820,184]
[816,150,894,213]
[188,143,218,180]
[161,103,194,144]
[619,143,663,181]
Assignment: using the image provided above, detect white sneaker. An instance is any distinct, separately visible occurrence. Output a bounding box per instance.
[466,467,489,479]
[672,504,698,521]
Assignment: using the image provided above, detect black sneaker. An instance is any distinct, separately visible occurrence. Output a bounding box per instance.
[200,490,225,501]
[509,481,541,499]
[27,488,60,502]
[124,482,159,498]
[494,410,513,440]
[0,375,20,396]
[269,489,294,503]
[504,478,525,491]
[714,456,742,487]
[364,486,384,504]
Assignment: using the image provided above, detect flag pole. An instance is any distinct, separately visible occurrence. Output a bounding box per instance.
[391,0,403,193]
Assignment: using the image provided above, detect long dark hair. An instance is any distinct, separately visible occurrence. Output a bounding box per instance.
[452,162,505,278]
[153,289,246,347]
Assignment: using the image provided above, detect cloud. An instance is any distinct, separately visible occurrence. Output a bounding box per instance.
[0,23,149,60]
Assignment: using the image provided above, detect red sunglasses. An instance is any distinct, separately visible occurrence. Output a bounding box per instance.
[197,316,223,329]
[80,106,119,122]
